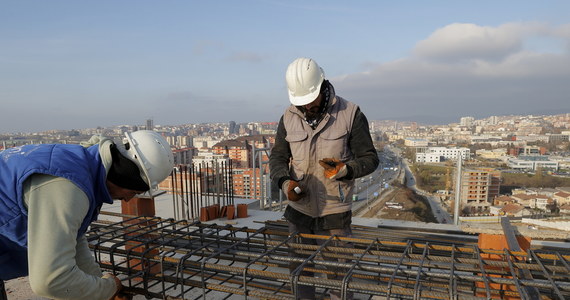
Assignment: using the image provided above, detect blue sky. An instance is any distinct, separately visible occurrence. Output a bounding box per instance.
[1,1,569,133]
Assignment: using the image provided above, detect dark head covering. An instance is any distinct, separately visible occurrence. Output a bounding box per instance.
[297,80,331,129]
[107,144,150,191]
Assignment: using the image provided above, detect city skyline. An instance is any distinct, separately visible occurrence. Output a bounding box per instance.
[1,1,570,133]
[2,112,569,137]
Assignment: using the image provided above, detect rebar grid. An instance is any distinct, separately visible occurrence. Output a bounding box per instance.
[87,215,570,300]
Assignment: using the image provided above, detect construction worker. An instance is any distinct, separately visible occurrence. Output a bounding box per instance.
[0,130,174,300]
[269,57,379,299]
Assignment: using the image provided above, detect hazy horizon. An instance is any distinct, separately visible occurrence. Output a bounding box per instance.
[2,1,569,133]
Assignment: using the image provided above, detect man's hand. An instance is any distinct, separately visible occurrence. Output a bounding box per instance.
[105,274,133,300]
[318,158,348,180]
[112,292,133,300]
[282,180,304,201]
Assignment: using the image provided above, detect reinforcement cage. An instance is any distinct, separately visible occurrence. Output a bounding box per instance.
[87,215,570,300]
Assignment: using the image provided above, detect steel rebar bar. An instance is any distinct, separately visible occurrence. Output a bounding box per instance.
[88,215,570,300]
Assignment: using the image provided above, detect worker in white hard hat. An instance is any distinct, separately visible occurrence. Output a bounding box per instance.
[0,130,174,300]
[270,57,379,300]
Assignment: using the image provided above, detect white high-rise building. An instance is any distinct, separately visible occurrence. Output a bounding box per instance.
[460,116,475,127]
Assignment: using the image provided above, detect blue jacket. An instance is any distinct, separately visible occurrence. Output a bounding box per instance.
[0,143,113,280]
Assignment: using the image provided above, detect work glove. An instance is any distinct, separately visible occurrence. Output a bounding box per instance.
[282,179,304,202]
[318,158,348,180]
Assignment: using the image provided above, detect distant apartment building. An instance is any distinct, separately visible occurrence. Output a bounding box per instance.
[533,196,551,210]
[146,119,154,130]
[489,203,527,217]
[512,187,558,198]
[475,148,507,159]
[258,122,279,135]
[232,168,265,199]
[172,147,197,165]
[212,139,252,168]
[507,156,559,171]
[514,134,549,143]
[166,135,193,148]
[244,122,279,135]
[415,152,443,163]
[493,195,515,206]
[508,145,547,156]
[228,121,237,134]
[511,188,531,196]
[459,168,501,214]
[510,194,551,210]
[210,134,274,169]
[204,134,274,200]
[554,191,570,206]
[193,136,223,150]
[460,116,475,127]
[469,134,504,144]
[527,188,559,198]
[556,158,570,170]
[192,151,230,167]
[404,138,429,147]
[416,147,470,163]
[548,133,570,143]
[235,134,274,150]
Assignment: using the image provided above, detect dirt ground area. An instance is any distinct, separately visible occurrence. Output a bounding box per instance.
[355,184,437,223]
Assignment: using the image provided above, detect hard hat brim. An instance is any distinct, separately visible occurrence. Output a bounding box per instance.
[288,82,322,106]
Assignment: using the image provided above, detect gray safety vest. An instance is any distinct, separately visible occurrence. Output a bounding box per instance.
[283,96,358,217]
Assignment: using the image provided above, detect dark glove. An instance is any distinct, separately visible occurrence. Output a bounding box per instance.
[318,158,348,180]
[282,179,304,201]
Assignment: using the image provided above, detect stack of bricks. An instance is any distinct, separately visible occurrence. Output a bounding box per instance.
[121,197,160,275]
[200,203,248,221]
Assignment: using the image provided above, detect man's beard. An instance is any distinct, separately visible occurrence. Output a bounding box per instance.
[304,106,321,120]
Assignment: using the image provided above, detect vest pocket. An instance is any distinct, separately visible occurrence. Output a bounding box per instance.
[286,131,308,162]
[318,129,349,159]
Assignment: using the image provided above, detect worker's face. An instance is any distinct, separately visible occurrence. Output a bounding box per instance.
[302,93,323,119]
[106,180,146,202]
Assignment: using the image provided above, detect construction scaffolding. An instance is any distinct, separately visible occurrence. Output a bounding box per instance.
[88,213,570,300]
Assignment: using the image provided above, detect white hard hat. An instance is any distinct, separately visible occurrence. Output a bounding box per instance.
[285,57,325,106]
[121,130,174,191]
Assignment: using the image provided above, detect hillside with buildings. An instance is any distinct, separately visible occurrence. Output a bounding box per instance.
[389,114,570,221]
[4,113,570,299]
[2,113,570,222]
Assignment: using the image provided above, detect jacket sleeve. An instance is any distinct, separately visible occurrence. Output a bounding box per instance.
[345,109,379,179]
[24,174,117,300]
[269,116,292,189]
[75,235,104,277]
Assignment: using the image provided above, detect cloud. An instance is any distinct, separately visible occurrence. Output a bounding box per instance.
[334,22,570,124]
[413,22,551,62]
[553,23,570,39]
